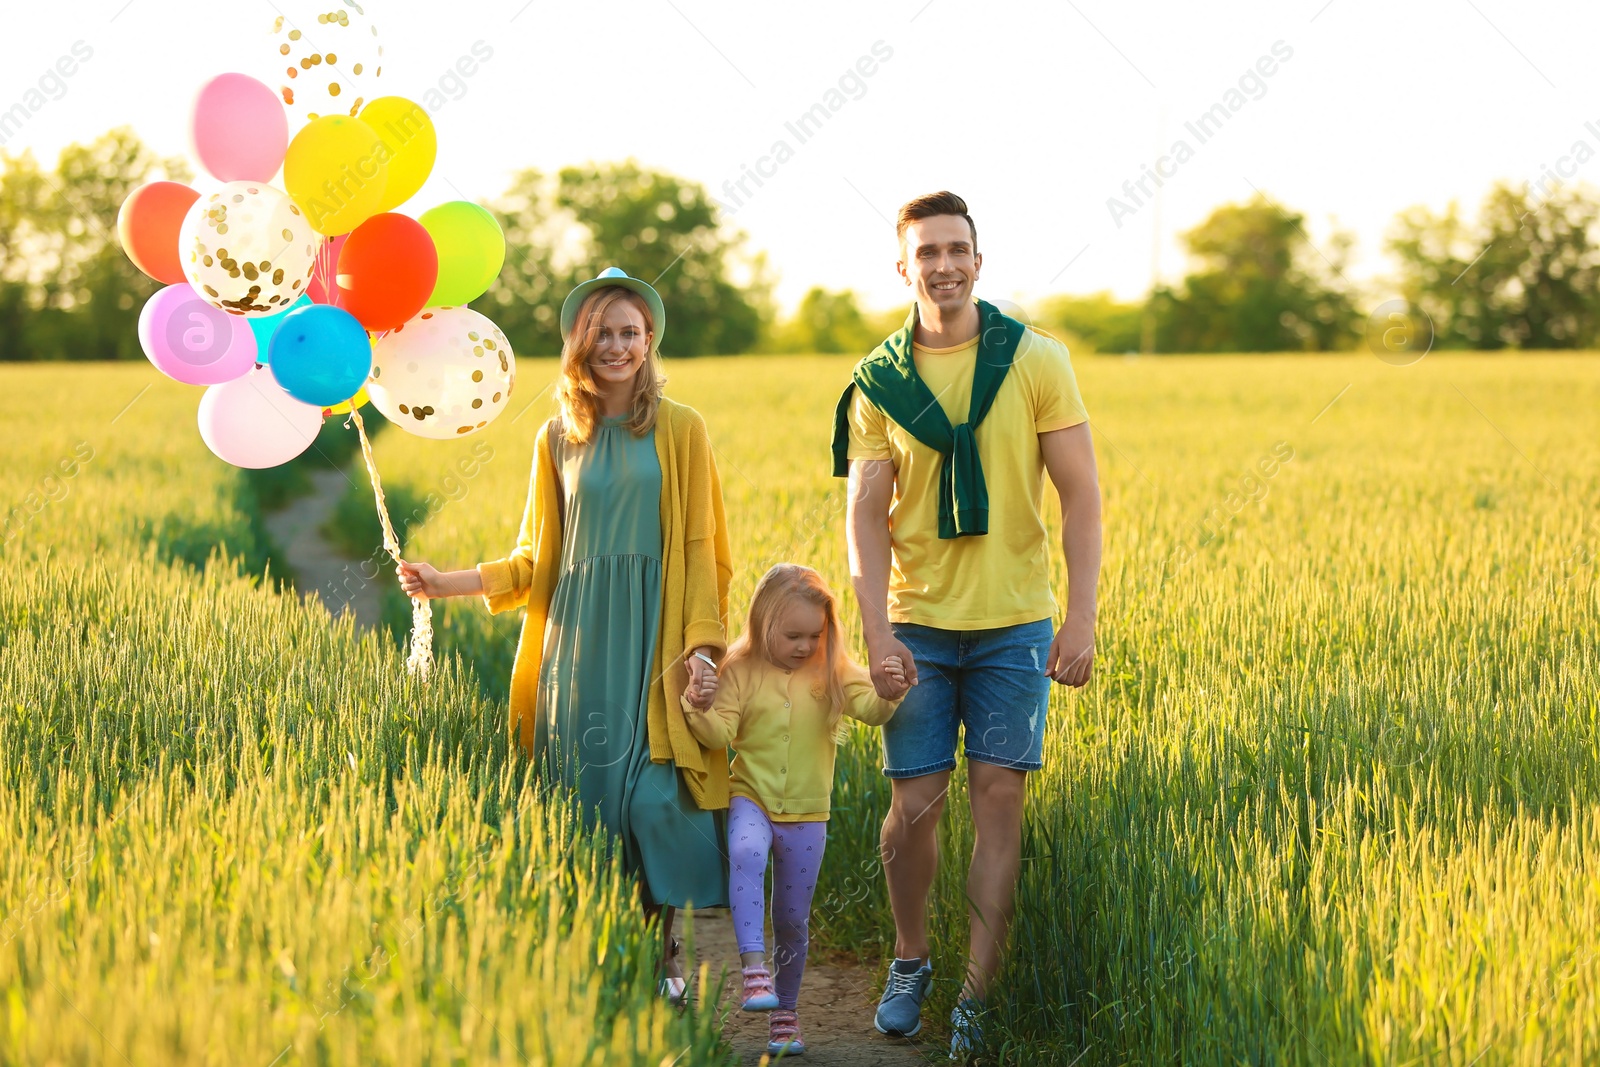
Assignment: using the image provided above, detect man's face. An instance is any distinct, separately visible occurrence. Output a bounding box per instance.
[898,214,981,314]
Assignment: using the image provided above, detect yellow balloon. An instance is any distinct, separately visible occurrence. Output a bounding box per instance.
[359,97,436,213]
[324,386,369,416]
[283,115,388,237]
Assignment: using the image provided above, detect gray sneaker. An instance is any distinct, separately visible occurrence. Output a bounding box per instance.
[874,957,934,1037]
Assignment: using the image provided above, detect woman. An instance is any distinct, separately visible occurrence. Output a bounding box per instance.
[397,266,734,999]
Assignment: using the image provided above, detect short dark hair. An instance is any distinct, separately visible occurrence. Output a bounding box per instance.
[896,190,977,252]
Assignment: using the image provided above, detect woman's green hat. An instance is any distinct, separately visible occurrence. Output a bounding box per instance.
[560,267,667,351]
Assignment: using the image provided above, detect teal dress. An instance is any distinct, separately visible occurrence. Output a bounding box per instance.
[536,413,728,908]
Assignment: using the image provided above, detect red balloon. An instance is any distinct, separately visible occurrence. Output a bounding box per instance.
[307,234,347,305]
[332,213,439,332]
[117,182,200,285]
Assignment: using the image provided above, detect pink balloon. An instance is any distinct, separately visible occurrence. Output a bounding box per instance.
[198,366,325,469]
[191,73,288,183]
[307,234,347,304]
[138,283,258,385]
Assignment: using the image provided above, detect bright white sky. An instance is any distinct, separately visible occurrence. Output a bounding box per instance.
[5,0,1599,316]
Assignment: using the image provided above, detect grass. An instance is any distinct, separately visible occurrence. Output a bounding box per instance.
[361,350,1600,1064]
[3,352,1598,1063]
[0,365,728,1066]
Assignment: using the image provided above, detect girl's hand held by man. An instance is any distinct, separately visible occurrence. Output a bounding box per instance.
[879,654,911,700]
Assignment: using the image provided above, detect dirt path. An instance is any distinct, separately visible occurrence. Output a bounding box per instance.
[262,464,381,628]
[684,907,935,1066]
[262,463,931,1062]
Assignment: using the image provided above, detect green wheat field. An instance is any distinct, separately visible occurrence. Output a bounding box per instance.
[2,351,1597,1065]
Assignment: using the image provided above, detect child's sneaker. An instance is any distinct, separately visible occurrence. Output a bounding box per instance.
[874,957,933,1037]
[740,964,780,1011]
[949,998,984,1061]
[767,1009,806,1056]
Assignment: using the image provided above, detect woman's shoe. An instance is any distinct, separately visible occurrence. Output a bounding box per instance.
[767,1009,806,1056]
[658,936,687,1005]
[740,964,780,1011]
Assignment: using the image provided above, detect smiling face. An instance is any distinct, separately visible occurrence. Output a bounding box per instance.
[898,213,982,315]
[768,598,827,670]
[584,296,651,391]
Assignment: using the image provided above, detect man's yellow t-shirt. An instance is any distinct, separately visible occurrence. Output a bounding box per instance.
[846,327,1089,629]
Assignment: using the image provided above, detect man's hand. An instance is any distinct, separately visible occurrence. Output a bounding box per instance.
[1040,423,1101,690]
[849,457,916,701]
[879,655,912,700]
[869,635,919,698]
[1045,614,1095,687]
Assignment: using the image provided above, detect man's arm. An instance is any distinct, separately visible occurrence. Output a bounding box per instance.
[1040,422,1101,687]
[847,458,919,695]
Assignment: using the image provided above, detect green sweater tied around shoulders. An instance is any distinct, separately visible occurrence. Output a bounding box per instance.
[830,298,1025,538]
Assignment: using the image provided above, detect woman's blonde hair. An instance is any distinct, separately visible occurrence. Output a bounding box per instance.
[723,563,850,728]
[553,287,666,444]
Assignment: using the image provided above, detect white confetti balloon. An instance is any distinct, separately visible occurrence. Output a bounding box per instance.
[270,4,385,122]
[367,306,515,439]
[180,182,318,316]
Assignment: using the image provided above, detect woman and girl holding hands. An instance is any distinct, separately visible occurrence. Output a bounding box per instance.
[397,191,1102,1061]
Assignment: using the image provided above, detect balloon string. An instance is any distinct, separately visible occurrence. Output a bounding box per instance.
[348,405,434,680]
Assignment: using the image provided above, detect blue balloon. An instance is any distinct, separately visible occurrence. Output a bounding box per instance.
[248,293,312,364]
[268,304,372,408]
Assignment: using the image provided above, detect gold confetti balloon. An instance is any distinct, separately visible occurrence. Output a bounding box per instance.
[270,3,383,122]
[367,307,516,440]
[179,182,319,316]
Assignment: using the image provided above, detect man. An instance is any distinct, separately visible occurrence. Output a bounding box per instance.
[831,190,1101,1057]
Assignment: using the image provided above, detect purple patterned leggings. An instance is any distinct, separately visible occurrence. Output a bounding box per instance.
[727,795,827,1010]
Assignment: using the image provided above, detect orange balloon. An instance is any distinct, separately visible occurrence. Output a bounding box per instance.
[118,182,200,285]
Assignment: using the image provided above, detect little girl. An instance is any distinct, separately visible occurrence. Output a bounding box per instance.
[682,563,910,1057]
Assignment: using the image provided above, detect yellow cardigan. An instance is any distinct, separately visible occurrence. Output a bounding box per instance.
[476,396,735,810]
[680,657,901,821]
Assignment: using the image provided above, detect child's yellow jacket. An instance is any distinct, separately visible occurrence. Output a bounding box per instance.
[681,657,901,821]
[477,396,734,810]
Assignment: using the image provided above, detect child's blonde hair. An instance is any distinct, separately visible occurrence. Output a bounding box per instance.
[553,287,666,445]
[723,563,850,727]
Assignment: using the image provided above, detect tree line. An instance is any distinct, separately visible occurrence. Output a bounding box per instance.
[767,180,1600,354]
[6,126,1600,358]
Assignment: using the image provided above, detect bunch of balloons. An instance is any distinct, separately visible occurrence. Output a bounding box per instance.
[117,6,516,470]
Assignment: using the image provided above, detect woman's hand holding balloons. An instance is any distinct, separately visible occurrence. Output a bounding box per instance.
[395,560,442,599]
[395,560,482,600]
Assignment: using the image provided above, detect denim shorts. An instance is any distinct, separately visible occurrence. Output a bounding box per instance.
[880,617,1055,778]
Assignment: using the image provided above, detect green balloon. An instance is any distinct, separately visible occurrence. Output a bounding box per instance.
[418,201,505,307]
